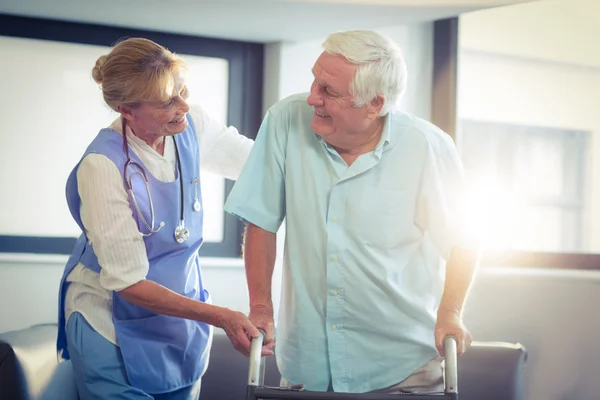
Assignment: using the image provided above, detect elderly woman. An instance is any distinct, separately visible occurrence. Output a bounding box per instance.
[56,38,269,399]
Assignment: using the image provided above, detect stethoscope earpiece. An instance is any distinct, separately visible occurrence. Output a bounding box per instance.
[192,177,202,212]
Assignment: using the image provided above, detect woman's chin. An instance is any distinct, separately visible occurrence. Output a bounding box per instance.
[168,120,188,134]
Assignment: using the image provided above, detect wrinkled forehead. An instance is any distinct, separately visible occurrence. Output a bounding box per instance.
[142,67,188,102]
[312,52,355,93]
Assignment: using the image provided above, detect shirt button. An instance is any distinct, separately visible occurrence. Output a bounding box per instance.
[332,216,338,222]
[331,290,339,296]
[331,325,337,331]
[332,254,338,261]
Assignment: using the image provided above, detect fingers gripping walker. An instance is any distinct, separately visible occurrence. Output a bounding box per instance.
[246,333,459,400]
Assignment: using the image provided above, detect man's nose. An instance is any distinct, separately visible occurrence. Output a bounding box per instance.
[307,86,323,107]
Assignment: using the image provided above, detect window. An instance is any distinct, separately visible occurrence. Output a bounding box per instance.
[0,15,263,257]
[458,120,588,253]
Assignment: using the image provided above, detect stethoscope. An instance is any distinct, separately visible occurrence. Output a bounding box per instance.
[122,118,196,244]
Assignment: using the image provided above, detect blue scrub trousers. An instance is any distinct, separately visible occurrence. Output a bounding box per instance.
[66,312,202,400]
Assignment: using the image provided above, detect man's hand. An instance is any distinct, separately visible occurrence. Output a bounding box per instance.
[434,311,472,357]
[249,303,276,356]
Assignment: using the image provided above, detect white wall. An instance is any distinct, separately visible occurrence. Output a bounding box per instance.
[0,254,247,334]
[460,0,600,69]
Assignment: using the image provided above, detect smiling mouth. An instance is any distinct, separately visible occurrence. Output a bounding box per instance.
[315,110,330,118]
[169,116,185,124]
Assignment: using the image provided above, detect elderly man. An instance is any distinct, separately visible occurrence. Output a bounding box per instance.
[224,30,478,394]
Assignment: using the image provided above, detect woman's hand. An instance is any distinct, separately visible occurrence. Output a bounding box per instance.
[216,308,274,357]
[117,281,274,357]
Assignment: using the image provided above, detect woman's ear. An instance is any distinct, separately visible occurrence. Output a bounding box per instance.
[117,104,135,121]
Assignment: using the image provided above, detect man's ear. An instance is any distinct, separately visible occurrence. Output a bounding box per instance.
[117,104,135,121]
[367,94,385,119]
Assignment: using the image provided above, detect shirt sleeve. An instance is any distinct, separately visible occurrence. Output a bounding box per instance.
[224,108,288,233]
[414,141,476,259]
[190,104,254,180]
[77,153,149,291]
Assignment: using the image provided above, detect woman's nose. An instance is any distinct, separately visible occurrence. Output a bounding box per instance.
[179,97,190,113]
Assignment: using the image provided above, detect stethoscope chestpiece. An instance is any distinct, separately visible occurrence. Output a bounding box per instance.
[174,222,189,244]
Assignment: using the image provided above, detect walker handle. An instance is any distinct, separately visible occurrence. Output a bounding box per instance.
[248,330,267,387]
[444,335,458,394]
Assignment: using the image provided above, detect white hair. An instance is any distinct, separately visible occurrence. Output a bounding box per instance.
[322,30,407,116]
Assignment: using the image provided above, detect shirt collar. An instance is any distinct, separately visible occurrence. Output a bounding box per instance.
[372,112,393,158]
[109,117,172,158]
[313,113,393,158]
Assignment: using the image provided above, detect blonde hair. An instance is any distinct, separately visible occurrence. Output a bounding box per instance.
[92,38,188,111]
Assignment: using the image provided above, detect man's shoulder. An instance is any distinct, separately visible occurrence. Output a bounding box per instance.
[390,111,456,153]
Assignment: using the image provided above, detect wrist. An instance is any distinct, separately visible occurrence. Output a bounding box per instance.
[205,305,229,328]
[250,303,273,315]
[437,306,462,320]
[250,301,273,310]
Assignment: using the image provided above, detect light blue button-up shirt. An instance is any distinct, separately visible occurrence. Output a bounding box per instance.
[225,93,468,393]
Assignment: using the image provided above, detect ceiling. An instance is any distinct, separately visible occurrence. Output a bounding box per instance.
[0,0,535,43]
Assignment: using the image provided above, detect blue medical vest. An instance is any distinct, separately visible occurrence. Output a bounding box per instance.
[57,116,212,394]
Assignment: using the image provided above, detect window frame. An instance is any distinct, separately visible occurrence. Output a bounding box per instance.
[457,119,589,253]
[433,17,600,270]
[0,13,263,257]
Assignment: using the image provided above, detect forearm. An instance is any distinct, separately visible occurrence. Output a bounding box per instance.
[118,279,225,327]
[438,247,480,317]
[243,223,277,308]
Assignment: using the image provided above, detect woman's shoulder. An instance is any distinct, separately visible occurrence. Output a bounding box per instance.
[77,153,122,189]
[187,104,222,127]
[79,152,118,172]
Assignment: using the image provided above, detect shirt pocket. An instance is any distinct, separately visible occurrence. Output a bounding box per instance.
[348,188,415,248]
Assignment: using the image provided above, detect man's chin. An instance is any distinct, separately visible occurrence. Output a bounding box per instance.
[311,124,333,139]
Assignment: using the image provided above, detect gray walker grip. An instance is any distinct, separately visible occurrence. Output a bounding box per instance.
[248,330,267,386]
[443,335,458,393]
[248,332,459,394]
